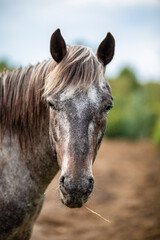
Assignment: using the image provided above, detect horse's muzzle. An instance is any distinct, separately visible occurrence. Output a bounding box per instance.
[59,173,94,208]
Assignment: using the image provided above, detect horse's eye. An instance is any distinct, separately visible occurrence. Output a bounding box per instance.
[104,104,113,112]
[48,101,56,110]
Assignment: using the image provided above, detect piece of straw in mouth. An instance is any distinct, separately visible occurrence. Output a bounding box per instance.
[44,187,110,223]
[84,206,111,224]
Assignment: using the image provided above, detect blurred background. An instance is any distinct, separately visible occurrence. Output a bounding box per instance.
[1,0,160,239]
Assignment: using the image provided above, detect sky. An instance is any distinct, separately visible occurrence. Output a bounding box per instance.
[0,0,160,82]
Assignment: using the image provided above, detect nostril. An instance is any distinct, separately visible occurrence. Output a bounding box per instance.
[60,176,65,184]
[89,177,94,185]
[88,177,94,192]
[59,174,70,189]
[59,175,67,195]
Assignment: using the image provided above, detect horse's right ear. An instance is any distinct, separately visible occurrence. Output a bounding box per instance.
[97,32,115,66]
[50,29,67,63]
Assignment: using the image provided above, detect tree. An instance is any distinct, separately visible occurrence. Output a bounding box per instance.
[0,60,14,72]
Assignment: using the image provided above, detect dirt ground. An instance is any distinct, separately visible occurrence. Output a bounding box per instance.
[31,140,160,240]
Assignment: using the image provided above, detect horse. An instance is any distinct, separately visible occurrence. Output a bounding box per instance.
[0,29,115,240]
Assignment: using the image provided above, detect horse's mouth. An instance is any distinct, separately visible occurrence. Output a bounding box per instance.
[61,198,83,208]
[60,191,89,208]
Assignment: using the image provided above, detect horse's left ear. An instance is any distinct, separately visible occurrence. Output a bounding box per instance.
[97,32,115,66]
[50,28,67,63]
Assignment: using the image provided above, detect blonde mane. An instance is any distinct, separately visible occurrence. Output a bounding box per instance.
[0,45,104,145]
[0,60,51,145]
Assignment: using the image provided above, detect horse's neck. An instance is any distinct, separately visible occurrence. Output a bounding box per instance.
[2,123,58,194]
[22,126,59,192]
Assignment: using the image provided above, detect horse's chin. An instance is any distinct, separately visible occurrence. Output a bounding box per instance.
[60,191,88,208]
[61,198,83,208]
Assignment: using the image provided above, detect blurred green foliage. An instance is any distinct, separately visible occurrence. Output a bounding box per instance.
[152,118,160,145]
[105,68,160,144]
[0,60,14,72]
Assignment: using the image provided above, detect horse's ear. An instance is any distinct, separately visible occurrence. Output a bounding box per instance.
[97,32,115,66]
[50,29,67,63]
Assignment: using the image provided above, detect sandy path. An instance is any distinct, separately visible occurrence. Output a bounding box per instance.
[31,140,160,240]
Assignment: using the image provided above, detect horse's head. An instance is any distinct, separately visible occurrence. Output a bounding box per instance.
[44,29,115,208]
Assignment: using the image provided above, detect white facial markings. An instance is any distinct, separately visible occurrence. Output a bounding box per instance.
[98,129,102,140]
[56,121,60,140]
[74,98,86,118]
[88,85,99,105]
[97,129,104,145]
[99,78,110,92]
[58,111,71,175]
[59,88,75,101]
[60,88,87,119]
[88,121,95,168]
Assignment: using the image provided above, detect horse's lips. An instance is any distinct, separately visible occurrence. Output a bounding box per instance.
[61,198,83,208]
[60,190,87,208]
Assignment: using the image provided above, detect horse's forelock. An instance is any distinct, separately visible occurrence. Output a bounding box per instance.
[43,45,104,97]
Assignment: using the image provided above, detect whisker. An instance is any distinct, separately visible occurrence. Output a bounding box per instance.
[44,185,59,195]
